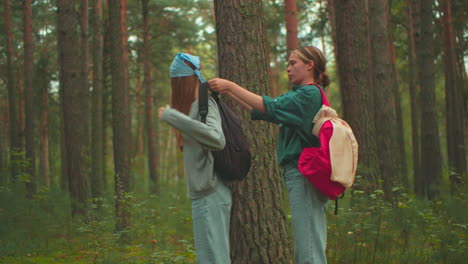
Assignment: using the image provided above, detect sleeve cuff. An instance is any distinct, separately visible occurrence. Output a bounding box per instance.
[262,95,276,114]
[161,107,176,122]
[251,109,263,120]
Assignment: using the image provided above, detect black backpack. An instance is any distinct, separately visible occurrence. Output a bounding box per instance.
[198,82,251,181]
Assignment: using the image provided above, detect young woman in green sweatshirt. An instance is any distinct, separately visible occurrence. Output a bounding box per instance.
[209,46,330,264]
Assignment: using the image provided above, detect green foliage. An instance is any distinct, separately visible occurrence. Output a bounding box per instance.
[326,187,468,264]
[8,150,31,183]
[0,181,195,264]
[1,176,466,264]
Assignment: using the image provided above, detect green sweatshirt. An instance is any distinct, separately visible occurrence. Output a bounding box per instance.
[161,97,225,200]
[251,84,322,167]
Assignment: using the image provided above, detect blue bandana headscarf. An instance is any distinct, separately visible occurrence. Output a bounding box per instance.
[170,53,206,82]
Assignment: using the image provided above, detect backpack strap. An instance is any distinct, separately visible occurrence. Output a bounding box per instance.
[308,83,330,107]
[296,84,328,144]
[198,82,209,123]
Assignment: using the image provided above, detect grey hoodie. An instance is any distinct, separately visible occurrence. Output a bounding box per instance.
[161,97,225,199]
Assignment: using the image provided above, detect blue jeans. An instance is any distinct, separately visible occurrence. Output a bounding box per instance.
[191,182,232,264]
[283,166,329,264]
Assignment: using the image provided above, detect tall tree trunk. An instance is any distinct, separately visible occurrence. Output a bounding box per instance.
[334,0,380,191]
[17,67,25,144]
[91,0,105,200]
[419,0,442,199]
[23,0,36,196]
[265,32,275,97]
[284,0,299,50]
[326,0,338,69]
[438,0,466,193]
[406,0,423,196]
[142,0,159,192]
[453,1,467,190]
[387,0,408,187]
[369,0,400,199]
[453,1,467,99]
[0,95,7,172]
[109,0,132,235]
[37,50,50,187]
[60,92,68,191]
[136,73,144,156]
[80,0,90,151]
[270,37,281,97]
[4,0,23,182]
[57,0,91,217]
[213,0,293,263]
[0,96,7,172]
[102,14,112,186]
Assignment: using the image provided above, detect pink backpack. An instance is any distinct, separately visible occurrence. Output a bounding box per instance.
[298,85,358,203]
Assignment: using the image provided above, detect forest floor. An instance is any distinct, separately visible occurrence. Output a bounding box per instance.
[0,179,467,264]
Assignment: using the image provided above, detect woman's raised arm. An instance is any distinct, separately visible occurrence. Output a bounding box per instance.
[208,78,266,113]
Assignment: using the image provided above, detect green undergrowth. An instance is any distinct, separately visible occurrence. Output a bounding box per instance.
[0,181,195,264]
[327,187,467,263]
[0,178,466,264]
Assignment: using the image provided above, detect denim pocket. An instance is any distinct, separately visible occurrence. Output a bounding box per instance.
[211,183,232,208]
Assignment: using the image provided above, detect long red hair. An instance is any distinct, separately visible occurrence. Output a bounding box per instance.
[170,75,199,151]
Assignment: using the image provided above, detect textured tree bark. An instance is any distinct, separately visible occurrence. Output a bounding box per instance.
[102,15,111,186]
[57,0,91,217]
[109,0,132,234]
[438,0,466,192]
[213,0,293,263]
[284,0,299,50]
[386,1,408,187]
[60,92,68,191]
[452,1,467,192]
[334,0,381,191]
[136,74,144,156]
[36,51,50,187]
[4,0,23,182]
[0,96,7,172]
[369,0,400,199]
[406,0,423,196]
[80,0,91,157]
[17,66,25,143]
[91,0,105,200]
[419,0,442,199]
[326,0,339,86]
[270,37,281,97]
[23,0,36,196]
[142,0,159,193]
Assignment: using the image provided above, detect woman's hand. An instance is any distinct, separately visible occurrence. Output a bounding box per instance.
[209,78,266,112]
[208,78,233,95]
[158,106,167,119]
